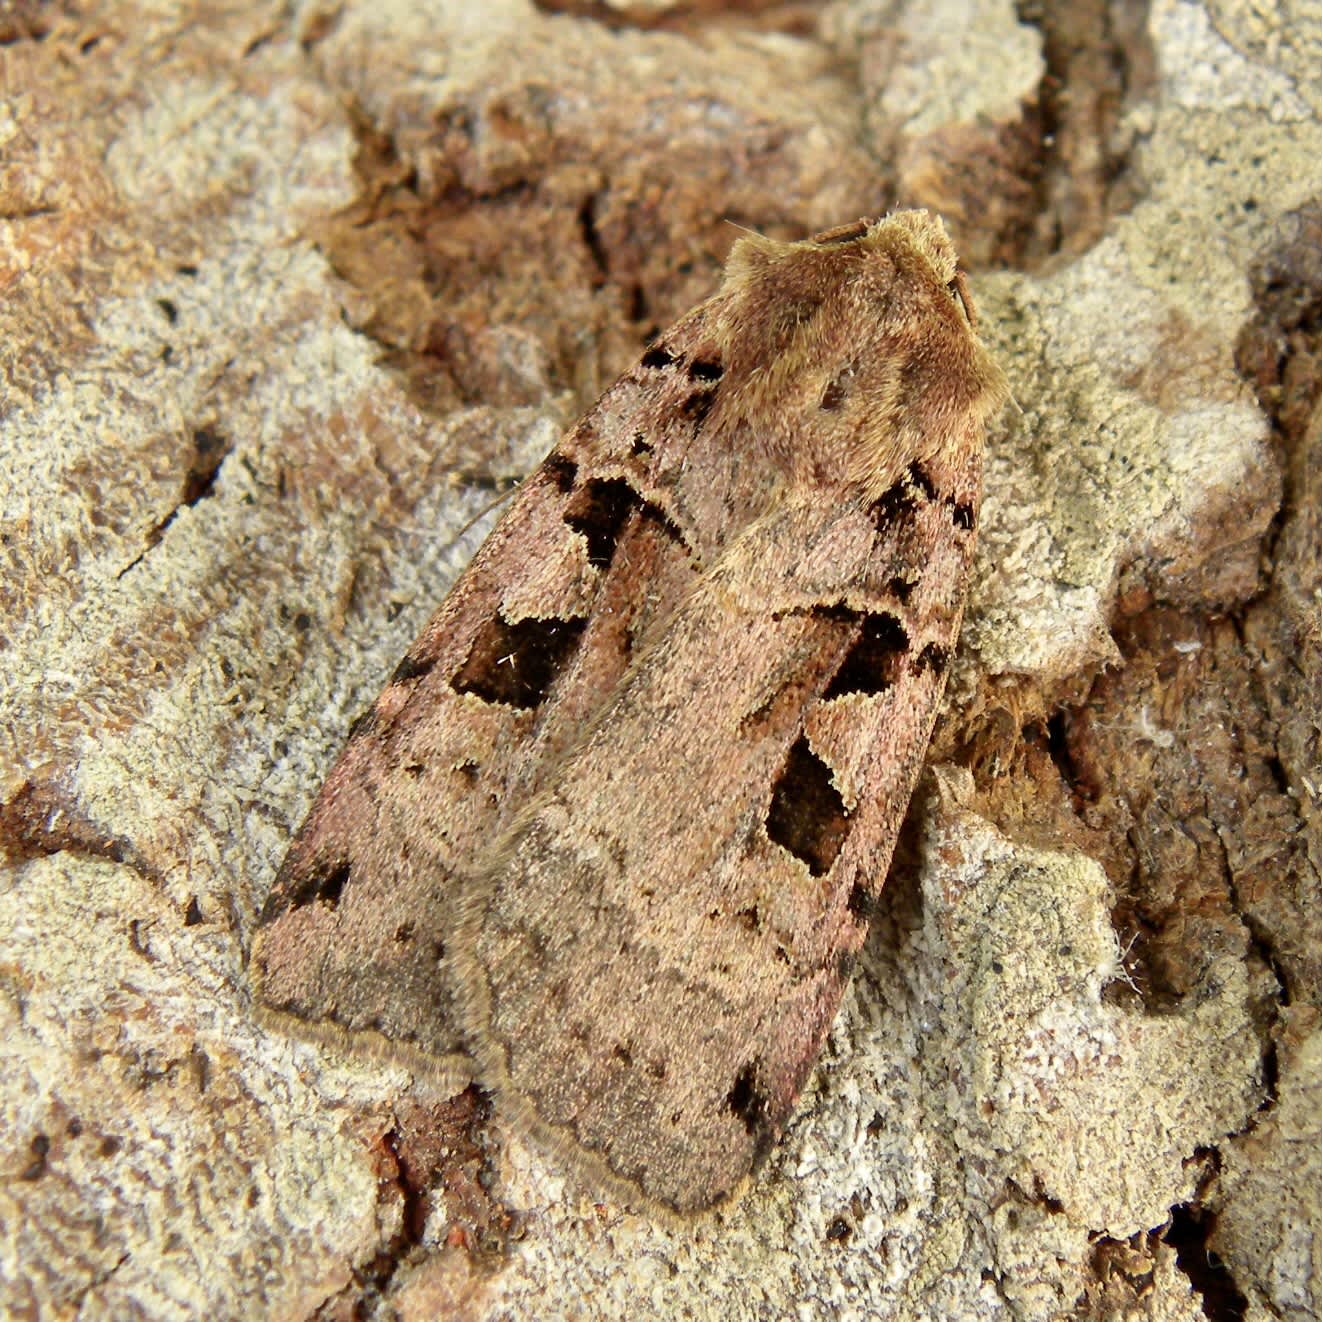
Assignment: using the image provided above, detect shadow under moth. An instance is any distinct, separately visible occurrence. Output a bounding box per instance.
[252,210,1006,1216]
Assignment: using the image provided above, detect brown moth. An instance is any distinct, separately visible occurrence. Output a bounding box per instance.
[252,210,1006,1215]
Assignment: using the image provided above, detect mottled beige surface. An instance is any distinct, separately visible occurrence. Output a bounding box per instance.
[1,0,1317,1317]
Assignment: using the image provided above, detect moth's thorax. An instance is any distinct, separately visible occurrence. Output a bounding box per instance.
[710,211,1006,501]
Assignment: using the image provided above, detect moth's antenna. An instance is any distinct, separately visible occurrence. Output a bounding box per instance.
[394,482,518,556]
[722,218,765,239]
[444,482,517,548]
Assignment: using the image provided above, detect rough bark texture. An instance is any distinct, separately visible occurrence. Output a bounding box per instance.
[0,0,1316,1317]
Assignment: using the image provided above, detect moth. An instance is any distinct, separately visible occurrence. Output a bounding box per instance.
[252,210,1006,1215]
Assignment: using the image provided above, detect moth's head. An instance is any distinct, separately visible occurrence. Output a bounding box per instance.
[713,210,1007,499]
